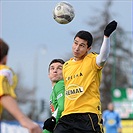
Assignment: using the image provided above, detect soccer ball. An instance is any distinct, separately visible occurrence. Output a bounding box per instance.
[53,1,75,24]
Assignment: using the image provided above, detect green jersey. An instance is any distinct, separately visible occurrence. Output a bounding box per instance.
[43,80,65,133]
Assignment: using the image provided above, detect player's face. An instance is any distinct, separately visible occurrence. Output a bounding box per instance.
[108,103,114,111]
[72,37,91,61]
[48,62,63,84]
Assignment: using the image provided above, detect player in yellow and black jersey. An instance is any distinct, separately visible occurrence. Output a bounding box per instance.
[54,21,117,133]
[0,38,42,133]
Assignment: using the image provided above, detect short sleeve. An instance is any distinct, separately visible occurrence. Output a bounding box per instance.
[0,69,17,98]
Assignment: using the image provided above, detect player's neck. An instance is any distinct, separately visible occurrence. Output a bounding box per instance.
[73,54,87,61]
[52,82,56,87]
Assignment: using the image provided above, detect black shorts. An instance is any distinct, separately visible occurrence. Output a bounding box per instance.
[54,113,104,133]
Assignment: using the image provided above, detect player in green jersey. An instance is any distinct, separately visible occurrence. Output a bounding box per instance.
[43,59,65,133]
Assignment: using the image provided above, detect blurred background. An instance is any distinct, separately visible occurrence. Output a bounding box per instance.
[0,0,132,132]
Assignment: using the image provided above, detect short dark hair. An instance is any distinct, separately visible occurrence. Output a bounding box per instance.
[48,59,65,71]
[74,30,93,47]
[0,38,9,61]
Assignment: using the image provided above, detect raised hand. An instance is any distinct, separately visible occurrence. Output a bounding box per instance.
[104,20,117,37]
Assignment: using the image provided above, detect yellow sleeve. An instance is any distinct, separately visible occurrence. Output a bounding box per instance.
[0,75,16,98]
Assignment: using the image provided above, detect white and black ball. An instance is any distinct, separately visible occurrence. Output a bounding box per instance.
[53,1,75,24]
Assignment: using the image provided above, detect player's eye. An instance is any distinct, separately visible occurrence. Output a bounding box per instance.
[50,67,54,70]
[58,67,63,70]
[74,41,78,45]
[80,44,85,47]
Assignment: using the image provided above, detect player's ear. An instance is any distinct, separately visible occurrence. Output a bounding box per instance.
[2,55,8,64]
[87,46,91,52]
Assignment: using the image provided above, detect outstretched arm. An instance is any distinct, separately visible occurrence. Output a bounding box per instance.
[96,37,110,67]
[1,95,42,133]
[96,20,117,67]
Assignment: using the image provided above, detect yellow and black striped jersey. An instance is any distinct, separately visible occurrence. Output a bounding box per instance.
[62,52,103,116]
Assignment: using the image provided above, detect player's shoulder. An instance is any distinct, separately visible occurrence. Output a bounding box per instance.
[103,110,109,114]
[0,65,13,77]
[0,65,10,70]
[92,52,99,55]
[87,52,98,58]
[90,52,99,56]
[63,60,69,67]
[54,80,65,92]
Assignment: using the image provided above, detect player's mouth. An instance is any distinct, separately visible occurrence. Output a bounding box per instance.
[73,51,79,55]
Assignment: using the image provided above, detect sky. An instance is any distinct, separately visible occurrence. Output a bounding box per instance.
[0,0,132,103]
